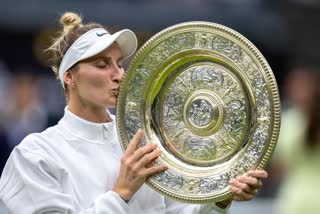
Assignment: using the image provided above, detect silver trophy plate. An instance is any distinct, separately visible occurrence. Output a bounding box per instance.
[116,22,280,203]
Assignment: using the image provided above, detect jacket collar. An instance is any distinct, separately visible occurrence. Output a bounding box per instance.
[58,106,115,144]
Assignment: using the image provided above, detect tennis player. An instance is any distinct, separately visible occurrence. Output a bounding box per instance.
[0,12,267,213]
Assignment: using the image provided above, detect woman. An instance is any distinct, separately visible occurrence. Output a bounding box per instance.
[0,12,267,213]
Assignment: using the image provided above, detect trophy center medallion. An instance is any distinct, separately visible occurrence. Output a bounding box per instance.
[183,90,224,137]
[187,99,214,127]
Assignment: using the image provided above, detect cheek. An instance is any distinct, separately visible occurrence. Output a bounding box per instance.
[91,78,107,89]
[81,73,109,90]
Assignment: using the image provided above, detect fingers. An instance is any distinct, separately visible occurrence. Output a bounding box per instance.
[230,184,257,201]
[125,129,163,166]
[144,164,168,177]
[136,148,162,168]
[238,176,262,189]
[248,169,268,179]
[123,128,165,174]
[125,129,143,155]
[230,178,260,194]
[229,169,268,202]
[115,130,168,201]
[232,189,254,201]
[131,143,158,161]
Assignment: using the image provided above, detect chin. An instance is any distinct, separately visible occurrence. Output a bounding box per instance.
[107,99,117,108]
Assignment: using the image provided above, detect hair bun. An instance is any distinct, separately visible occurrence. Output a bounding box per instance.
[60,12,83,34]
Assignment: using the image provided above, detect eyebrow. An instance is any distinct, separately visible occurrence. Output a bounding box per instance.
[89,55,123,62]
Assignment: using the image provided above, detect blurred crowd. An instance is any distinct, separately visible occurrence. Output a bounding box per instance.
[274,67,320,214]
[0,62,65,172]
[0,0,319,213]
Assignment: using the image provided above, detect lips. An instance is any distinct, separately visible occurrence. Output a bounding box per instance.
[112,88,119,96]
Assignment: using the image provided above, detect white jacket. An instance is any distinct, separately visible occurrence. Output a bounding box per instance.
[0,108,229,214]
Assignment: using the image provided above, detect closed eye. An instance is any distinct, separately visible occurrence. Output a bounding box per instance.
[95,60,109,68]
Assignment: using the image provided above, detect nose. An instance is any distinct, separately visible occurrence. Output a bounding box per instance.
[113,65,124,83]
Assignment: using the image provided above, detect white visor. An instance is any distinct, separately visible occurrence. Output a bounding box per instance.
[58,28,137,88]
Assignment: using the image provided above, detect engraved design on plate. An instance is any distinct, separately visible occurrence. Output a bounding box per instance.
[142,33,195,72]
[188,99,214,127]
[183,178,201,194]
[199,175,230,193]
[209,35,273,185]
[159,64,249,165]
[195,32,214,49]
[224,100,247,137]
[210,33,272,122]
[127,65,150,101]
[125,116,141,141]
[183,137,215,161]
[191,66,224,87]
[211,35,243,62]
[200,178,218,193]
[154,171,184,191]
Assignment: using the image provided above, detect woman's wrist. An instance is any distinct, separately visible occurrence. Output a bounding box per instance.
[215,198,232,209]
[119,195,130,203]
[113,187,132,202]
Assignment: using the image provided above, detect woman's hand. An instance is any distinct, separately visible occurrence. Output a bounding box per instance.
[113,129,168,201]
[216,169,268,208]
[230,169,268,201]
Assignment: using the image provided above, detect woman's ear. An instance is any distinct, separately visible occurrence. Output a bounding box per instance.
[63,71,74,88]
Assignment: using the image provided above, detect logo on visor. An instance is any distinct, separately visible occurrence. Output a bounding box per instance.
[96,32,108,37]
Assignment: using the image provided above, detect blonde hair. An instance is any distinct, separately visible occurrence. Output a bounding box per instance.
[46,12,104,80]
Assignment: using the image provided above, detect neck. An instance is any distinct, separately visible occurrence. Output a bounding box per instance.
[67,101,112,123]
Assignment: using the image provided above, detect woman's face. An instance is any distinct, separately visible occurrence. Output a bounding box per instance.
[70,42,124,109]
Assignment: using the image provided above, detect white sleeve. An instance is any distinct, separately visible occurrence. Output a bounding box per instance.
[165,197,230,214]
[0,147,129,214]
